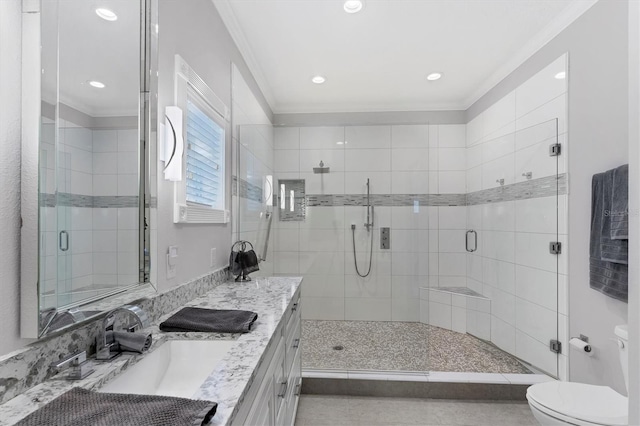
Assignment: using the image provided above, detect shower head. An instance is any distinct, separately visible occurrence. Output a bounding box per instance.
[313,160,330,174]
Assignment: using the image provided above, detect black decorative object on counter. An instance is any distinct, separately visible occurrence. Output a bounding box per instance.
[230,240,260,282]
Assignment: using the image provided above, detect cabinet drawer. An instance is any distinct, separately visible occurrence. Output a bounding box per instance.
[285,314,300,376]
[285,295,300,331]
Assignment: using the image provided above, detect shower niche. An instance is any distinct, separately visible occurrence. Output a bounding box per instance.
[277,179,306,222]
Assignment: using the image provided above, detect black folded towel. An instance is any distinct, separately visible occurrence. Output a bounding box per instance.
[159,307,258,333]
[15,387,216,426]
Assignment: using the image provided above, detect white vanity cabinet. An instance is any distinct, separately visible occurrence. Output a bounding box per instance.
[233,291,302,426]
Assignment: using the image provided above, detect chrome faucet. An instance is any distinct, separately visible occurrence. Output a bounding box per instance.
[96,304,150,361]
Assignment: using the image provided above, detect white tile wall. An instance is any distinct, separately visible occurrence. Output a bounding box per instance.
[275,124,467,322]
[464,54,568,378]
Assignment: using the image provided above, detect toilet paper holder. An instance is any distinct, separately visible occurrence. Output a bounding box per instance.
[570,334,592,353]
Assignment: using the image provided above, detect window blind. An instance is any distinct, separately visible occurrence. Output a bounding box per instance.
[185,96,224,209]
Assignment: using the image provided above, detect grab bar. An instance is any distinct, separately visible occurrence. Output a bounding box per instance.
[465,230,477,252]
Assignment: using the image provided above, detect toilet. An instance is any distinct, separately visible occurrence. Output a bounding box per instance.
[527,325,628,425]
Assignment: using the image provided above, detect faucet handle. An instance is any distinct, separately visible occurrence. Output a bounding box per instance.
[50,351,94,380]
[50,351,87,369]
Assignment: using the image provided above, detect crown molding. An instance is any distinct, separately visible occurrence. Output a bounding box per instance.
[273,101,465,115]
[212,0,277,111]
[462,0,598,110]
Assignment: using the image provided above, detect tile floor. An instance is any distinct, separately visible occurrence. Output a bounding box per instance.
[302,321,531,374]
[295,395,538,426]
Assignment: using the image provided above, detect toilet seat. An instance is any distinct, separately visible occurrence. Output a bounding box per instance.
[527,382,627,426]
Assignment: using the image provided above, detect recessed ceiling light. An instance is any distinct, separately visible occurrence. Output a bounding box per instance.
[555,71,566,80]
[427,72,442,81]
[88,80,106,88]
[343,0,364,14]
[312,75,326,84]
[96,8,118,21]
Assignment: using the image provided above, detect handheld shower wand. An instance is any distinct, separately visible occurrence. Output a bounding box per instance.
[352,178,374,277]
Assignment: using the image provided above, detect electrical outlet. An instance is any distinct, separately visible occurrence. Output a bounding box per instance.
[210,248,216,268]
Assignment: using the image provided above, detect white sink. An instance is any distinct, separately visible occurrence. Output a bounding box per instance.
[99,340,236,398]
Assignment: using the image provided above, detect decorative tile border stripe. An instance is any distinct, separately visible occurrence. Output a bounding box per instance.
[93,196,139,208]
[39,193,142,208]
[304,174,567,207]
[306,193,466,207]
[466,173,567,205]
[232,175,263,203]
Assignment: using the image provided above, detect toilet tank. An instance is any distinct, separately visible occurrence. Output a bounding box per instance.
[614,324,628,393]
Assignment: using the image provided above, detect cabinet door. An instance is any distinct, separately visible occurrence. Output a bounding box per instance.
[245,371,275,426]
[272,337,287,422]
[284,349,302,426]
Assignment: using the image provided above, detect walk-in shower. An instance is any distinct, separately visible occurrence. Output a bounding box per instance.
[230,53,570,383]
[351,178,374,278]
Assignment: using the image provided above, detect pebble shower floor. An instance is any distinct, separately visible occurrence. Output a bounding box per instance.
[301,320,532,374]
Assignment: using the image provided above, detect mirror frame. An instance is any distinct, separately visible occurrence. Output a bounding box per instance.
[19,0,158,338]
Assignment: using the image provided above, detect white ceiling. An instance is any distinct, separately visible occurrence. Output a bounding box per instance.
[41,0,140,117]
[214,0,596,114]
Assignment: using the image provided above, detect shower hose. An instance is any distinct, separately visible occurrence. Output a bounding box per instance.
[351,208,374,278]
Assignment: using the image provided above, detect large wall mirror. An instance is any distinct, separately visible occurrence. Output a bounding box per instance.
[20,0,158,338]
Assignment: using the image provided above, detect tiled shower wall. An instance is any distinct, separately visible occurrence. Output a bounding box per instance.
[39,117,139,309]
[272,124,467,321]
[463,55,569,378]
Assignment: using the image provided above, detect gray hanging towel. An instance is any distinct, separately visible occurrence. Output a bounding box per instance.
[14,387,217,426]
[590,172,628,302]
[610,164,629,240]
[160,307,258,333]
[599,168,629,264]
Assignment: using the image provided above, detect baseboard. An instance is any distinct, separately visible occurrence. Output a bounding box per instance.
[301,377,529,401]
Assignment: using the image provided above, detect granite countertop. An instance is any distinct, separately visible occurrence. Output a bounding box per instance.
[0,276,302,426]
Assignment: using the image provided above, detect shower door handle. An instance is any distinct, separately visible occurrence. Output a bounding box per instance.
[59,230,69,252]
[465,230,477,253]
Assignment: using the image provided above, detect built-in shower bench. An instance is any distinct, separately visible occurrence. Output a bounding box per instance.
[420,286,491,341]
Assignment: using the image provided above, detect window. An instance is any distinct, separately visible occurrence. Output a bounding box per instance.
[185,91,224,209]
[173,55,229,223]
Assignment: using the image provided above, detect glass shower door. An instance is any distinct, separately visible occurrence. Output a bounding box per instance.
[55,136,73,308]
[463,118,562,377]
[512,118,562,377]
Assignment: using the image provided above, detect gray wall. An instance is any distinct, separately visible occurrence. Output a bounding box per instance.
[154,0,272,291]
[467,0,629,393]
[0,0,37,355]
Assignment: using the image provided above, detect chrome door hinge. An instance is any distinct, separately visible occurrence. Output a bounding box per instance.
[549,143,561,156]
[550,339,562,354]
[549,242,562,254]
